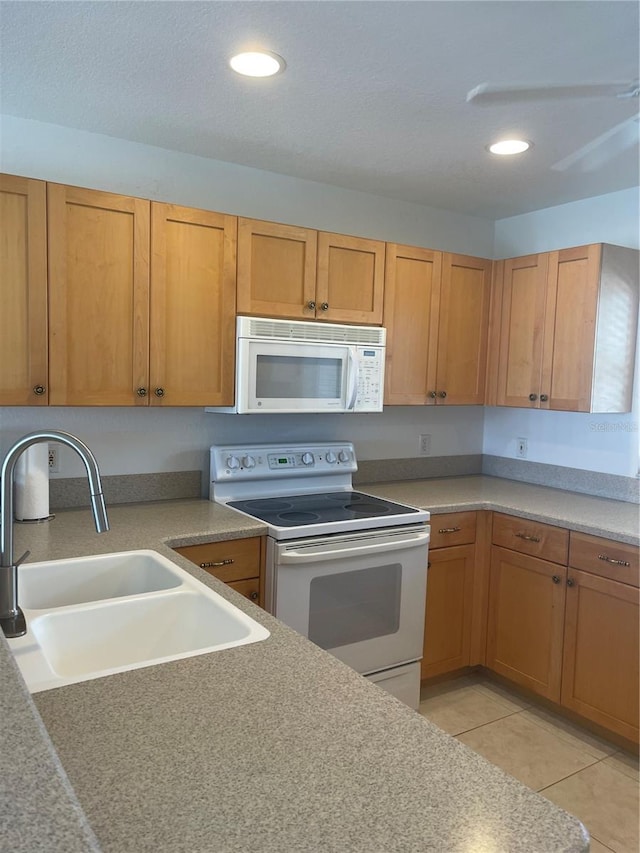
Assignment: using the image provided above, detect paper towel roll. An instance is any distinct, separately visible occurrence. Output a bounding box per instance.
[14,444,50,521]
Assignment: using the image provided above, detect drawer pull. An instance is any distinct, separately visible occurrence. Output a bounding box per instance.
[200,558,235,569]
[598,554,631,568]
[515,532,541,543]
[438,526,461,534]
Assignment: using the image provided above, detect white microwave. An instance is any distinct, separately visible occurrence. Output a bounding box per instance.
[206,316,386,414]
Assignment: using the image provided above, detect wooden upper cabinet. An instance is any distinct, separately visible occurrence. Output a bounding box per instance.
[236,218,317,320]
[436,253,492,405]
[0,175,48,405]
[383,244,440,404]
[150,203,236,406]
[316,231,385,324]
[496,244,639,412]
[495,253,549,408]
[237,218,384,324]
[48,184,150,405]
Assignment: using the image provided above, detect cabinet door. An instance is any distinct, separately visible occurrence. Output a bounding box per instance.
[421,544,475,679]
[561,569,639,743]
[0,174,48,405]
[383,244,440,404]
[496,253,548,407]
[236,218,317,320]
[150,203,236,406]
[48,184,150,405]
[541,245,601,412]
[486,546,566,701]
[316,232,385,324]
[435,254,492,405]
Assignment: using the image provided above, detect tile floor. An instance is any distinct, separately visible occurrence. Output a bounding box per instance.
[419,675,639,853]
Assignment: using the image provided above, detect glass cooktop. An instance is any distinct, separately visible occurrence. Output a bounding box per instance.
[227,490,422,528]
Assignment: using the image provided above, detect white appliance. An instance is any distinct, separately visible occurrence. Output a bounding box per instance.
[206,316,386,414]
[210,442,430,709]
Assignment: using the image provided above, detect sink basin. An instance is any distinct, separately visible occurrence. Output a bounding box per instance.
[9,550,270,692]
[19,550,183,609]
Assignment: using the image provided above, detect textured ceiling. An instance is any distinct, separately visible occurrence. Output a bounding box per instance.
[1,0,638,219]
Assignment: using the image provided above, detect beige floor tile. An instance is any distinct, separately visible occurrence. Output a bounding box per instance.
[471,676,532,712]
[587,837,615,852]
[603,750,640,782]
[457,713,599,790]
[541,761,640,853]
[418,683,517,735]
[419,675,476,701]
[520,707,618,761]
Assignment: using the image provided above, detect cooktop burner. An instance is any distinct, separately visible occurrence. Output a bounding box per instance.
[228,490,422,527]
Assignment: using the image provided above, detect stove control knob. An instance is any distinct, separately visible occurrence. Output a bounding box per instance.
[326,451,337,464]
[226,455,240,470]
[242,455,256,469]
[301,452,315,466]
[338,449,350,463]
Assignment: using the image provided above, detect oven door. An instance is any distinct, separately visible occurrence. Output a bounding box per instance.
[237,337,357,413]
[266,525,429,675]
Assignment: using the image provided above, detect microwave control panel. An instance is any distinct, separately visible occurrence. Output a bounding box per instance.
[354,347,384,411]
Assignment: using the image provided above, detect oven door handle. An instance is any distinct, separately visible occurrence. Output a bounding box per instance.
[278,531,430,564]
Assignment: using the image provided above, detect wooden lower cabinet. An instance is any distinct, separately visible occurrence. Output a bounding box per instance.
[422,511,479,679]
[422,543,475,679]
[486,546,566,701]
[484,519,639,744]
[173,536,264,607]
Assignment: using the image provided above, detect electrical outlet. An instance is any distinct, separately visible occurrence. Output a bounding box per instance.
[419,434,431,456]
[516,437,528,459]
[48,445,59,473]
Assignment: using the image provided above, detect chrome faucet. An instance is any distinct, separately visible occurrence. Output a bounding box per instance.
[0,430,109,638]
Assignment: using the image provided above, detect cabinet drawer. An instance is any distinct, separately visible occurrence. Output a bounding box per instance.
[430,512,477,549]
[569,532,639,588]
[492,513,569,565]
[227,577,261,604]
[174,537,262,583]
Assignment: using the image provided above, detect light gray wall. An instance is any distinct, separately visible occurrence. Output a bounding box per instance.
[1,114,638,482]
[0,115,494,255]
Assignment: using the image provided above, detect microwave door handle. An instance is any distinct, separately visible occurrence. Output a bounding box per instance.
[347,349,358,410]
[279,531,431,564]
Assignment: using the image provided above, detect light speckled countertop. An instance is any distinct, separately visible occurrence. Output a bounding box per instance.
[5,474,634,853]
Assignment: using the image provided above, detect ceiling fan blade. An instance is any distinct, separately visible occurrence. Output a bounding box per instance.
[466,81,638,105]
[551,114,640,172]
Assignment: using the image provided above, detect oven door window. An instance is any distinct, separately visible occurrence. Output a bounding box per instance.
[256,354,342,400]
[308,563,402,649]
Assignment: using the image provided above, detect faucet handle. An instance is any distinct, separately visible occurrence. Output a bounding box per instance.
[14,550,30,568]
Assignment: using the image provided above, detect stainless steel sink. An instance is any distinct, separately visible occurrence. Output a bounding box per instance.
[9,550,270,692]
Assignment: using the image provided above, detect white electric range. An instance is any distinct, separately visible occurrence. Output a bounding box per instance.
[210,442,430,709]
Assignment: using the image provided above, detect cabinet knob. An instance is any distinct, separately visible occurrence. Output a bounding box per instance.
[136,387,148,397]
[540,394,549,402]
[428,391,437,399]
[529,393,538,402]
[154,387,165,398]
[33,384,46,396]
[307,300,316,310]
[427,561,431,570]
[250,591,259,601]
[552,575,561,584]
[567,578,575,587]
[320,302,329,311]
[438,391,447,399]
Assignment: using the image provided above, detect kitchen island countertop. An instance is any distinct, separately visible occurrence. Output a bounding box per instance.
[5,475,634,852]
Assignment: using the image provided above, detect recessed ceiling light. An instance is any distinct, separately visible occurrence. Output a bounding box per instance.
[229,51,285,78]
[487,139,531,156]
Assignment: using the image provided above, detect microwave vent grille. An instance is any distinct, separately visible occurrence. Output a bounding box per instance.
[244,318,385,346]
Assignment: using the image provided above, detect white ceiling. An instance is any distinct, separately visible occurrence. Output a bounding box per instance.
[1,0,638,219]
